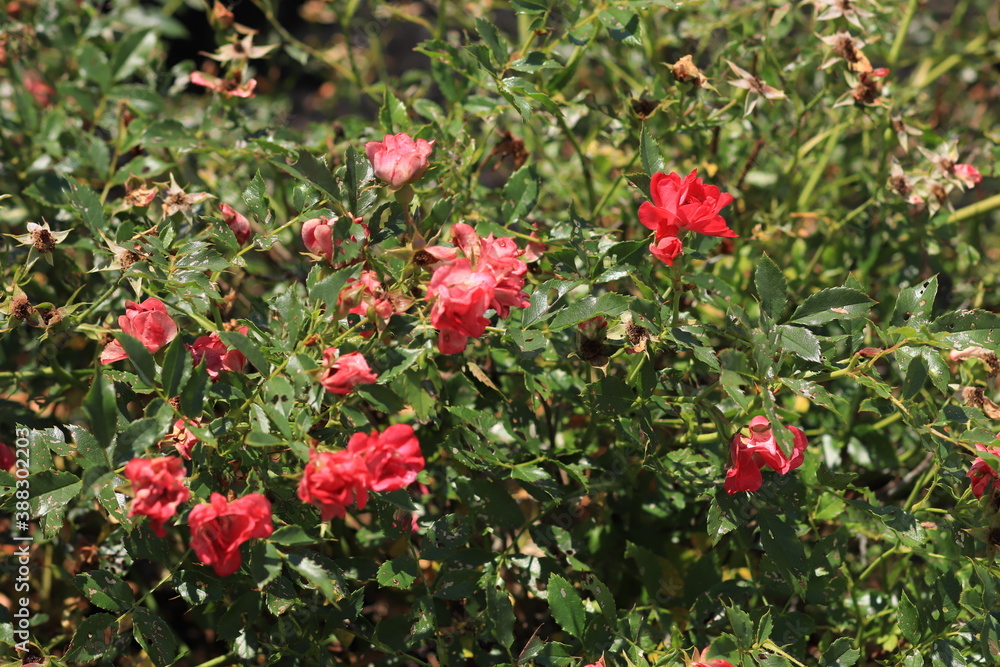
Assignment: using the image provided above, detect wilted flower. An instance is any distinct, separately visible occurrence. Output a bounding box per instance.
[670,55,711,89]
[813,0,875,29]
[163,418,200,460]
[7,220,70,268]
[190,70,257,98]
[201,32,278,64]
[891,115,922,152]
[365,133,435,190]
[161,174,212,217]
[727,61,786,114]
[818,31,870,71]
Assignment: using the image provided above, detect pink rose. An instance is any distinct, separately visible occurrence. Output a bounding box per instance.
[189,493,273,577]
[187,327,248,380]
[100,298,179,364]
[639,170,736,266]
[298,448,370,521]
[450,222,530,317]
[319,348,377,395]
[365,133,435,190]
[347,424,425,492]
[219,203,252,245]
[954,164,982,189]
[301,215,367,266]
[968,444,1000,499]
[124,457,190,537]
[426,259,497,354]
[724,416,807,494]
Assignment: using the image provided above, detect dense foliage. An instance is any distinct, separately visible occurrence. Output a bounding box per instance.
[1,0,1000,665]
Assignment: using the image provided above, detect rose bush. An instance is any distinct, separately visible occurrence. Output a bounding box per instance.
[1,0,999,665]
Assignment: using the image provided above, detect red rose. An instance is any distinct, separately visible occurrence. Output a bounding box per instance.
[124,457,190,537]
[0,443,15,472]
[365,133,434,190]
[297,449,370,521]
[100,298,178,364]
[219,203,252,245]
[319,348,377,395]
[426,259,497,354]
[724,416,807,494]
[187,327,248,380]
[347,424,425,492]
[639,170,736,265]
[968,444,1000,499]
[188,493,273,577]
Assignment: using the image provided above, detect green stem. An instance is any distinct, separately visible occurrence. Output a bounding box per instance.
[888,0,919,67]
[555,114,597,212]
[947,193,1000,224]
[191,654,236,667]
[796,124,844,210]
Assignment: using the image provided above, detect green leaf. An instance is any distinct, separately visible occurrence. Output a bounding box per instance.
[502,164,539,222]
[346,145,375,215]
[377,556,420,589]
[725,604,755,648]
[755,253,787,321]
[476,17,508,65]
[218,331,271,375]
[777,325,822,362]
[789,287,875,326]
[132,607,179,666]
[114,333,156,386]
[550,293,631,330]
[74,570,134,612]
[68,182,106,237]
[68,424,108,468]
[180,360,209,420]
[307,265,358,311]
[110,30,156,81]
[269,525,322,546]
[822,637,861,666]
[891,276,938,327]
[287,552,347,602]
[29,471,83,517]
[903,354,928,399]
[547,574,586,639]
[63,613,117,662]
[640,124,664,175]
[898,590,921,643]
[241,169,270,223]
[379,90,409,133]
[512,0,547,13]
[272,149,340,202]
[84,369,117,448]
[486,573,516,648]
[160,335,192,398]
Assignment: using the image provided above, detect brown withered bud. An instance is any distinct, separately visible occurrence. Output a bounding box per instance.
[168,396,182,411]
[211,0,235,29]
[671,55,708,87]
[222,319,242,332]
[31,226,55,253]
[963,386,986,408]
[626,322,648,347]
[889,174,911,197]
[11,295,34,321]
[412,249,436,266]
[631,98,659,119]
[303,333,321,347]
[578,336,609,366]
[117,249,144,270]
